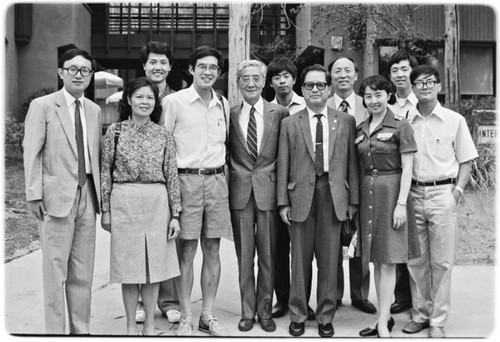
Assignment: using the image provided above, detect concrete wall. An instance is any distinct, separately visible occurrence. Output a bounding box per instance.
[5,3,92,119]
[4,4,20,119]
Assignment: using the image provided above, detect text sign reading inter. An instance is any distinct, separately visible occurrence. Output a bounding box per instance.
[477,125,496,144]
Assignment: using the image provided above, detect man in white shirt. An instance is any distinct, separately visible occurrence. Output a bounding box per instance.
[268,56,306,115]
[326,56,375,315]
[402,65,478,338]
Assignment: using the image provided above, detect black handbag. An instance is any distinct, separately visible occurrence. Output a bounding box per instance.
[341,216,357,247]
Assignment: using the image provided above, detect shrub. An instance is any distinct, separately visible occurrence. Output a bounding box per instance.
[4,115,25,153]
[20,87,54,121]
[469,143,496,191]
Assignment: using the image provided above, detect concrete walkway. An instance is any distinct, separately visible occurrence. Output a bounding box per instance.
[3,224,498,339]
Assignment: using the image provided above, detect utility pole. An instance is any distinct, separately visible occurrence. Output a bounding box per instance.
[228,3,251,106]
[444,4,460,110]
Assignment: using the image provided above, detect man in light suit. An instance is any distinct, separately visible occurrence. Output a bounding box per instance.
[277,64,359,337]
[326,57,376,315]
[23,48,101,334]
[228,59,289,333]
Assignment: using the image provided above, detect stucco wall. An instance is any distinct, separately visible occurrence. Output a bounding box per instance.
[6,3,92,118]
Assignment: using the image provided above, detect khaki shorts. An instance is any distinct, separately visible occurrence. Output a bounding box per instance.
[178,172,232,240]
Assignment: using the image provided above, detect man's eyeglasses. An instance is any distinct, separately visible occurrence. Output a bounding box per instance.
[303,82,328,91]
[62,67,93,77]
[239,75,263,85]
[196,64,220,73]
[414,80,438,89]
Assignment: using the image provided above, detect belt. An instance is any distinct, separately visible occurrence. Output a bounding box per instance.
[411,178,456,186]
[178,166,225,176]
[365,169,401,176]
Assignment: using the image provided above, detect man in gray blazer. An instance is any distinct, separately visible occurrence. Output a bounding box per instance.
[277,64,359,337]
[326,57,376,315]
[23,48,101,334]
[228,59,289,333]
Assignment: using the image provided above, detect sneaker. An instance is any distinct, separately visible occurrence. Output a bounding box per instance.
[176,318,193,336]
[135,302,145,323]
[198,315,228,336]
[162,309,181,323]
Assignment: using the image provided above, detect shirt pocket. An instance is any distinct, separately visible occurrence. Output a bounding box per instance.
[373,133,394,154]
[426,135,454,161]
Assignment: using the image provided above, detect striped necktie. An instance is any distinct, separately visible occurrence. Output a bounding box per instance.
[247,106,258,164]
[314,114,324,176]
[339,100,349,113]
[74,99,87,187]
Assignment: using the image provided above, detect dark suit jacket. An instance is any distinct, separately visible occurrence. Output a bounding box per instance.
[23,89,102,217]
[228,99,289,211]
[277,107,359,222]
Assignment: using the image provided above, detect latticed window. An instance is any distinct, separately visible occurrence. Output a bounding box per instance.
[106,2,230,34]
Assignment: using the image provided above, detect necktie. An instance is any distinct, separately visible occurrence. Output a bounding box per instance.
[247,106,258,164]
[74,99,87,187]
[339,100,349,113]
[314,114,324,176]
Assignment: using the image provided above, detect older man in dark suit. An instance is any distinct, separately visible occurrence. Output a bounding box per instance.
[228,59,289,333]
[277,64,359,337]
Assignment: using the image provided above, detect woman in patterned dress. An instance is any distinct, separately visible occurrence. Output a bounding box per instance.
[100,77,182,335]
[355,75,420,338]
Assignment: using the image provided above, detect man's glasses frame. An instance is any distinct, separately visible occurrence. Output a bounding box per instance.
[303,82,328,91]
[62,67,93,77]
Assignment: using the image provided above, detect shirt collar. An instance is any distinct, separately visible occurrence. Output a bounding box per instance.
[242,97,264,117]
[62,87,84,107]
[413,101,445,122]
[187,84,222,108]
[396,91,418,107]
[271,91,305,108]
[333,92,355,109]
[307,106,328,121]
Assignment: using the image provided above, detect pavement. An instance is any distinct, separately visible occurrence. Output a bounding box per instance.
[3,223,498,339]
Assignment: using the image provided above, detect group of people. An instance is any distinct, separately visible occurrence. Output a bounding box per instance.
[23,41,477,338]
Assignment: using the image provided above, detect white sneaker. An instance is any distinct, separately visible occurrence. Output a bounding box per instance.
[176,318,193,336]
[198,315,228,336]
[135,302,145,323]
[165,309,181,323]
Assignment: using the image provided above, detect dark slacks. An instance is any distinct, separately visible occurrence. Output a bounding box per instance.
[337,254,370,302]
[274,221,313,306]
[394,263,412,303]
[231,191,278,319]
[289,174,341,324]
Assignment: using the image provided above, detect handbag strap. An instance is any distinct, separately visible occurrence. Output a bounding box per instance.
[111,122,122,182]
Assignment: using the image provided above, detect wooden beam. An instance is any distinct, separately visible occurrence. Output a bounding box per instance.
[444,4,460,110]
[228,3,251,106]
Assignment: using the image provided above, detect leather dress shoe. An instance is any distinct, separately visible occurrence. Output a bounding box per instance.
[272,302,288,318]
[307,306,316,321]
[318,323,334,337]
[289,322,305,336]
[403,320,430,334]
[352,299,377,314]
[238,318,254,332]
[359,317,395,337]
[390,300,412,314]
[258,317,276,332]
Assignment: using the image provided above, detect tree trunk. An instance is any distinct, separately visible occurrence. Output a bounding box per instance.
[363,7,377,79]
[444,5,460,110]
[228,4,251,106]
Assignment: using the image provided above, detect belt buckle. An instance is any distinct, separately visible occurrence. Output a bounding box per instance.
[198,168,206,175]
[372,169,379,176]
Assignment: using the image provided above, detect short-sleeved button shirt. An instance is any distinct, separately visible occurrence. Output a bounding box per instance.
[356,109,417,172]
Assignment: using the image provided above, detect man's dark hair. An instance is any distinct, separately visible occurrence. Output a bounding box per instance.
[300,64,332,86]
[118,77,162,124]
[410,65,441,85]
[139,41,175,65]
[387,49,419,71]
[188,46,224,70]
[58,48,96,70]
[267,56,298,80]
